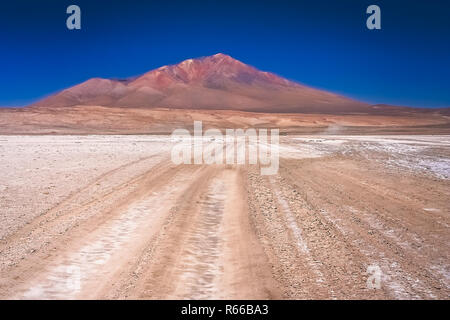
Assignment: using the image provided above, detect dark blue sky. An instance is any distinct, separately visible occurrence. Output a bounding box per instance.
[1,0,449,107]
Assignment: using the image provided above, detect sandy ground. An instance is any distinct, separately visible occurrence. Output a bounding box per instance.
[0,135,449,299]
[1,106,450,135]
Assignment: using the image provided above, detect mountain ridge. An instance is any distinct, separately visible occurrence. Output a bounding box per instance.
[31,53,379,114]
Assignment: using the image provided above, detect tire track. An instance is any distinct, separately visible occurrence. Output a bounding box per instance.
[7,163,195,299]
[171,178,226,299]
[0,155,168,271]
[125,167,278,300]
[279,157,449,299]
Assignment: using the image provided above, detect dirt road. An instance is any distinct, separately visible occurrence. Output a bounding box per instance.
[0,135,448,299]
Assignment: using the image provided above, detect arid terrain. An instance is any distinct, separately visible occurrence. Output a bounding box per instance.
[1,105,449,135]
[0,134,448,299]
[0,53,449,300]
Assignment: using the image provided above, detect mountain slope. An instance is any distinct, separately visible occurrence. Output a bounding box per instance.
[33,53,372,113]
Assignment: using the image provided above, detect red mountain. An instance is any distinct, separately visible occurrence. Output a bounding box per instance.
[32,53,373,113]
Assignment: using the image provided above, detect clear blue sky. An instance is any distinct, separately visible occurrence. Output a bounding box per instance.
[1,0,449,107]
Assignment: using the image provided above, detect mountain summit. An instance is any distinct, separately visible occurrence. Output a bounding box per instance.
[33,53,369,113]
[131,53,298,89]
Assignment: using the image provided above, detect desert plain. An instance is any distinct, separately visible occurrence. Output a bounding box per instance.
[0,132,449,299]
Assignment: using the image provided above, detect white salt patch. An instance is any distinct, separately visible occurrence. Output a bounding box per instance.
[423,208,441,212]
